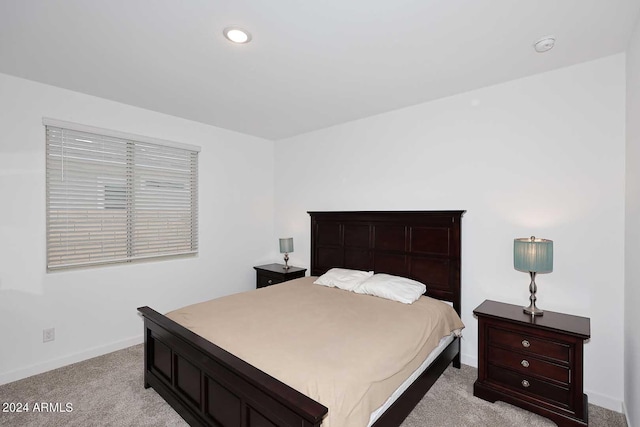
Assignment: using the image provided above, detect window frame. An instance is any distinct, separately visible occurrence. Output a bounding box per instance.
[44,118,200,271]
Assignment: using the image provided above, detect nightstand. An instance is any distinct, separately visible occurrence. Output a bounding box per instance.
[253,263,306,289]
[473,300,591,427]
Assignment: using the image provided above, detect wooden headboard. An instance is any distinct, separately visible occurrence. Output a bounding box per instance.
[308,211,465,315]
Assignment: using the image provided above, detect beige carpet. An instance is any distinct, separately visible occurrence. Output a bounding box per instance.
[0,344,627,427]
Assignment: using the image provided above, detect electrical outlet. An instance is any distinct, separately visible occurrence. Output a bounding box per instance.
[43,328,55,343]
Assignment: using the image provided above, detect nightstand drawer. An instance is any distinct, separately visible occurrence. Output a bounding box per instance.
[488,327,569,363]
[257,274,285,288]
[488,346,570,385]
[488,365,570,407]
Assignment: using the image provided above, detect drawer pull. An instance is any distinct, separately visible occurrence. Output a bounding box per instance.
[521,359,530,368]
[521,340,530,348]
[267,279,273,285]
[521,379,530,388]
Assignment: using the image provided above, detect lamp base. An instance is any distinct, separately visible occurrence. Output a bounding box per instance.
[523,304,544,316]
[524,271,543,316]
[283,253,290,270]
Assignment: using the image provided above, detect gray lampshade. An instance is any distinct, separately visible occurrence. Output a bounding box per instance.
[514,236,553,273]
[279,237,294,253]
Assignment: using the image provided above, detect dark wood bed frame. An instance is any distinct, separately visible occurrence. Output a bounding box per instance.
[138,210,465,427]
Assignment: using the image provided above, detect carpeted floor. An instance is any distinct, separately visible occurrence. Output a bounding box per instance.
[0,344,628,426]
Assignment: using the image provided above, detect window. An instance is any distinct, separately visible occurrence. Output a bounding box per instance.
[45,118,199,270]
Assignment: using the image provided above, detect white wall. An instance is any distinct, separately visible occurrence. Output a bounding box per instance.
[274,55,626,411]
[625,13,640,427]
[0,50,630,415]
[0,73,275,383]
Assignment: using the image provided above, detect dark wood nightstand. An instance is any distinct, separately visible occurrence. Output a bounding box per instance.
[253,263,306,289]
[473,300,591,427]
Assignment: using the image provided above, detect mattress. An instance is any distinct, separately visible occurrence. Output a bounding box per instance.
[367,332,456,426]
[166,276,464,427]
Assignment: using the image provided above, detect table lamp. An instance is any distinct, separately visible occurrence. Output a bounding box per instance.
[279,238,294,270]
[514,236,553,316]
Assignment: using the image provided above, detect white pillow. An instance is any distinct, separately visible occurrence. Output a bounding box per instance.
[313,268,373,291]
[354,273,426,304]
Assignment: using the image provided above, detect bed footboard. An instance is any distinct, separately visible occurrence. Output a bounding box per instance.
[138,306,328,427]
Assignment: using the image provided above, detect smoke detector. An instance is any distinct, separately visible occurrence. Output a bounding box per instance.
[534,36,556,53]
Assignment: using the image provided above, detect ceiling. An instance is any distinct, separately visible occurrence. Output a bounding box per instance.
[1,1,638,140]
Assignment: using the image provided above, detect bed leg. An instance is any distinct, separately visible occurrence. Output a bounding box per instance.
[144,373,151,389]
[452,338,461,368]
[453,353,461,369]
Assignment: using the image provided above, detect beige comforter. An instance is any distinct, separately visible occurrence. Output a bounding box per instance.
[166,276,464,427]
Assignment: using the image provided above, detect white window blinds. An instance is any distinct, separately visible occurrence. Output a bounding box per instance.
[45,119,199,270]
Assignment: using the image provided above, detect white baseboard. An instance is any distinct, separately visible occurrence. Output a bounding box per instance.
[0,335,143,386]
[460,352,477,367]
[584,389,624,413]
[622,401,632,427]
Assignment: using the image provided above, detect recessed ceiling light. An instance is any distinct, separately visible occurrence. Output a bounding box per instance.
[534,36,555,53]
[223,27,252,44]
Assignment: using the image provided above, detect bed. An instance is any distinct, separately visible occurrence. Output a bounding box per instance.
[138,210,465,426]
